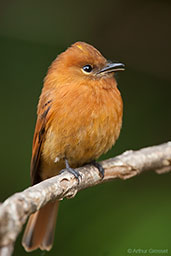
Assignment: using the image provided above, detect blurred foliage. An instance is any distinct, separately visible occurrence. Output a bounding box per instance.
[0,1,170,256]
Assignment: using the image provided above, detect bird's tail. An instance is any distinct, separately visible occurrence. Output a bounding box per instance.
[22,200,59,252]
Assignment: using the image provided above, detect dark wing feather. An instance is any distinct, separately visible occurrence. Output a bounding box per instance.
[31,103,52,185]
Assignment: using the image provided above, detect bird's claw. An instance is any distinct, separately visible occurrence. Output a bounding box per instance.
[60,159,82,184]
[91,161,104,178]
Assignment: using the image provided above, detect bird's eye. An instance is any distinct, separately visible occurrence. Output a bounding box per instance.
[82,64,93,73]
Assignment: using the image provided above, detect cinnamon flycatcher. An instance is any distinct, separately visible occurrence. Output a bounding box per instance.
[22,41,125,252]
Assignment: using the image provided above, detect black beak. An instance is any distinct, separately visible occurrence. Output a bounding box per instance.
[97,62,125,75]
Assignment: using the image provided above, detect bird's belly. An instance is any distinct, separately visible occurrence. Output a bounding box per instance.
[64,117,120,166]
[41,122,119,180]
[41,87,122,179]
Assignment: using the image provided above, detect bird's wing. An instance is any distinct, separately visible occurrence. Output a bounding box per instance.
[31,101,52,185]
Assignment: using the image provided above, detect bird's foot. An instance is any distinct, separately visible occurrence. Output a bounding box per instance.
[60,159,81,183]
[90,160,104,178]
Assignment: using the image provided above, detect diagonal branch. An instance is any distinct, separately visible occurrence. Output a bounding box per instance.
[0,142,171,256]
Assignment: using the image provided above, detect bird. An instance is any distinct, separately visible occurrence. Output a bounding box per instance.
[22,41,125,252]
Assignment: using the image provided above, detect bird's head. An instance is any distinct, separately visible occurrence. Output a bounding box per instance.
[45,41,125,88]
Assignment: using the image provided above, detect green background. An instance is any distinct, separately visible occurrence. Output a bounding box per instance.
[0,1,171,255]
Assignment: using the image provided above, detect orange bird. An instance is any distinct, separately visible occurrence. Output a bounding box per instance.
[22,42,125,251]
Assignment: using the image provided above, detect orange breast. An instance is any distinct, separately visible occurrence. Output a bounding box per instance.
[40,79,123,180]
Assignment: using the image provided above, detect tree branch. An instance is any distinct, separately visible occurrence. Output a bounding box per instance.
[0,142,171,256]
